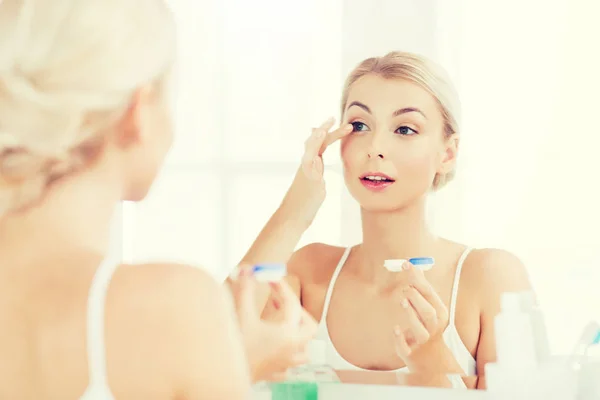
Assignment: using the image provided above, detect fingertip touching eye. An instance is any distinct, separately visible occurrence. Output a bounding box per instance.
[350,121,369,133]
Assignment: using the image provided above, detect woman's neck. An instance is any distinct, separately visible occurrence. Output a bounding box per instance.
[0,161,123,271]
[356,198,439,281]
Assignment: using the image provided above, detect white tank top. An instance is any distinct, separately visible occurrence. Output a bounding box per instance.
[79,258,118,400]
[313,247,477,387]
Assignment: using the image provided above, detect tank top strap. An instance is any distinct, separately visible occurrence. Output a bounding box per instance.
[448,247,473,324]
[84,258,120,391]
[320,247,351,322]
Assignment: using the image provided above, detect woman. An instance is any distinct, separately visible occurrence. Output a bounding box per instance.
[0,0,315,399]
[241,51,534,388]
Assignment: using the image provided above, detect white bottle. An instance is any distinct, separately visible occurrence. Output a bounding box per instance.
[487,292,578,400]
[307,339,326,366]
[520,290,551,364]
[494,291,537,368]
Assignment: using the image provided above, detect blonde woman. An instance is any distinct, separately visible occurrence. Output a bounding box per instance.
[242,52,534,388]
[0,0,316,399]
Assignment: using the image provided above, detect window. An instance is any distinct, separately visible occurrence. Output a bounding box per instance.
[115,0,345,282]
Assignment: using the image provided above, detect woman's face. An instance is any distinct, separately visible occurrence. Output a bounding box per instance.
[341,74,456,212]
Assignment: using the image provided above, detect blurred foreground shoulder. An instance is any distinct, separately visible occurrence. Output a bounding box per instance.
[113,263,251,399]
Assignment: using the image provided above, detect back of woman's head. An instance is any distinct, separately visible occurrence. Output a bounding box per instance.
[0,0,176,216]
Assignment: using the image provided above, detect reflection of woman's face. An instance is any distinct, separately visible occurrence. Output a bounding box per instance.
[340,74,448,212]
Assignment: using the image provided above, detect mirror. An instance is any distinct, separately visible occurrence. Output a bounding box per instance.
[120,0,600,395]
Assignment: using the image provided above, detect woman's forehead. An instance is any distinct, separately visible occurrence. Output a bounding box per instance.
[345,74,439,118]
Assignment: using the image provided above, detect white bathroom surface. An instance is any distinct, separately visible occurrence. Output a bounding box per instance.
[251,383,487,399]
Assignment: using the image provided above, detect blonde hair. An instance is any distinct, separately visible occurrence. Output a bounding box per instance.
[340,51,460,190]
[0,0,176,216]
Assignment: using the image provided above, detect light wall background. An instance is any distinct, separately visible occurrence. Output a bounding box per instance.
[108,0,600,355]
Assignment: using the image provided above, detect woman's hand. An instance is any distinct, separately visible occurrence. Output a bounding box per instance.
[280,117,353,227]
[237,119,351,280]
[229,267,318,382]
[381,262,450,369]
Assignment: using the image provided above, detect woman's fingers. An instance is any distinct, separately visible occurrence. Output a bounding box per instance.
[230,266,258,323]
[319,123,353,154]
[294,307,318,342]
[318,116,336,131]
[263,284,317,376]
[302,118,352,179]
[302,129,325,179]
[399,297,430,346]
[405,286,439,333]
[303,117,335,160]
[394,325,412,358]
[401,263,448,322]
[269,281,303,327]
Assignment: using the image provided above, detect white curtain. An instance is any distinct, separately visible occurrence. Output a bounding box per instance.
[111,0,600,355]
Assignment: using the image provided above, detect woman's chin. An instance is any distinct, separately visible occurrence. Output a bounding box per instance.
[356,199,410,214]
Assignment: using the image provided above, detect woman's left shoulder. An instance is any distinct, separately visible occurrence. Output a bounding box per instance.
[462,247,532,294]
[465,247,525,269]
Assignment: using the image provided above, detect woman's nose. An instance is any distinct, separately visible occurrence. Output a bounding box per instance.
[367,152,384,159]
[366,133,386,159]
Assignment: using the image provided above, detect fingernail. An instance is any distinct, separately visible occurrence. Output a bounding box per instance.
[315,129,326,138]
[401,298,409,309]
[345,124,353,131]
[394,325,402,336]
[402,262,411,271]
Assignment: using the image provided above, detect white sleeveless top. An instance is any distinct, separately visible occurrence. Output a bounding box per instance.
[313,247,477,386]
[79,258,118,399]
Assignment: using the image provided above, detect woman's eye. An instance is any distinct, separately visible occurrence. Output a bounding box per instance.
[351,121,369,132]
[396,126,418,135]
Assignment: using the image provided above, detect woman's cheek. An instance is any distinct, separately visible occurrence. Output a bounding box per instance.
[340,137,358,169]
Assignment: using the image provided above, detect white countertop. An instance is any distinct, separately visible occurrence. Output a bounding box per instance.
[252,383,488,399]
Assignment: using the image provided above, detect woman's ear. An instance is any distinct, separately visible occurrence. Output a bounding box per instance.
[438,134,459,174]
[113,85,155,148]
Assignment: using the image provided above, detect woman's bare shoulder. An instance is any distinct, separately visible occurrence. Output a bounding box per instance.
[460,247,533,311]
[462,248,531,289]
[105,262,250,399]
[287,243,348,283]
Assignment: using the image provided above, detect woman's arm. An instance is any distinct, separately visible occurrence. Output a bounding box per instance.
[240,202,311,268]
[226,120,352,310]
[240,117,352,267]
[224,202,308,314]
